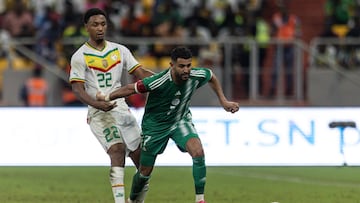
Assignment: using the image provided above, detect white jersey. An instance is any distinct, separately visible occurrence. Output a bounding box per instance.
[69,40,141,111]
[69,40,142,152]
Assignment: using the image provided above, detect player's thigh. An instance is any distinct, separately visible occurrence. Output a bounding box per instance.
[89,112,125,152]
[141,131,170,163]
[142,131,170,154]
[116,111,142,151]
[171,120,199,152]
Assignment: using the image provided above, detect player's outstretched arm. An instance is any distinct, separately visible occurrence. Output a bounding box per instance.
[72,82,117,111]
[96,83,137,101]
[132,66,154,79]
[208,73,239,113]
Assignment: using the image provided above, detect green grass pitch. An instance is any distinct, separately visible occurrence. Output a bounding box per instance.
[1,166,360,203]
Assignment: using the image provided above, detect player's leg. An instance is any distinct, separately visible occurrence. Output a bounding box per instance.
[108,143,127,203]
[118,112,150,203]
[128,164,152,201]
[186,137,207,203]
[129,147,149,203]
[128,132,169,202]
[172,119,207,203]
[129,147,141,169]
[135,182,149,203]
[89,111,127,203]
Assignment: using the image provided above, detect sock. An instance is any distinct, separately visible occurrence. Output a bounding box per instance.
[109,167,125,203]
[129,171,150,200]
[136,182,150,202]
[193,156,206,195]
[196,194,205,202]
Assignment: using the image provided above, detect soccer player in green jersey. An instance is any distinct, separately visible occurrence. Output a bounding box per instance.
[97,46,240,203]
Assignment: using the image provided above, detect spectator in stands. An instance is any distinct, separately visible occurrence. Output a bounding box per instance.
[84,0,109,11]
[152,0,184,34]
[325,0,355,25]
[271,4,301,96]
[2,0,34,38]
[247,0,266,14]
[183,18,212,56]
[173,0,199,23]
[248,10,270,96]
[151,0,185,58]
[59,0,83,32]
[315,21,341,69]
[217,2,251,99]
[253,12,270,69]
[120,3,151,37]
[347,16,360,37]
[187,0,218,37]
[34,4,62,63]
[61,1,88,61]
[20,66,48,107]
[344,16,360,68]
[120,2,151,52]
[2,0,34,60]
[219,2,248,37]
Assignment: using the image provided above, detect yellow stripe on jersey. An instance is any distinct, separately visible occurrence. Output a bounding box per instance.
[128,64,142,74]
[84,48,121,72]
[69,78,85,83]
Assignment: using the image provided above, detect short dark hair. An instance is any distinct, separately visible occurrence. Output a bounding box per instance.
[171,46,192,62]
[83,8,106,24]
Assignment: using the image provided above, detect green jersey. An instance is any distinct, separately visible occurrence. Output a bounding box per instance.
[139,67,212,135]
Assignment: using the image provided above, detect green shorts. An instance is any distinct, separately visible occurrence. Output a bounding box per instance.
[140,118,199,166]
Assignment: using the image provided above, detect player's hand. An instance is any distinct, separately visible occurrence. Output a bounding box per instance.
[95,101,117,112]
[96,91,105,101]
[223,101,239,113]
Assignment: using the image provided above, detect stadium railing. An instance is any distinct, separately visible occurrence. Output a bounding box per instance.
[1,36,309,106]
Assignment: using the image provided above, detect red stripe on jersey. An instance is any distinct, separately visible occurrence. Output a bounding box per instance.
[136,80,147,93]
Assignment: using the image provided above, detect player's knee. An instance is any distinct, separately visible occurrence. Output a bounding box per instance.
[108,143,126,154]
[191,148,204,158]
[139,166,153,176]
[107,143,126,164]
[186,138,204,157]
[188,145,204,157]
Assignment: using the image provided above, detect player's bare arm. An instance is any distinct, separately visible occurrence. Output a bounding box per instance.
[72,82,117,111]
[96,83,137,101]
[132,66,154,79]
[208,73,239,113]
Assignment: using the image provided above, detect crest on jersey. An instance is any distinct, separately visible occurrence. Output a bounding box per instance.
[102,59,108,68]
[84,48,121,72]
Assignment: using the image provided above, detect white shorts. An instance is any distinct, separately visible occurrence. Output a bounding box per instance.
[87,105,141,154]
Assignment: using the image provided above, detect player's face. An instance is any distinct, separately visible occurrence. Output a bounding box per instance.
[171,58,192,82]
[85,15,107,43]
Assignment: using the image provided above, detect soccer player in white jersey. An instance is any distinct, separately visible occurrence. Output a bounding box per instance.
[97,46,240,203]
[69,8,153,203]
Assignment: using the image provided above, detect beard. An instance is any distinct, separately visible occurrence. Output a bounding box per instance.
[95,38,104,44]
[181,73,189,80]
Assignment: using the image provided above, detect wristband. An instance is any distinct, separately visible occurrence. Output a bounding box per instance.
[104,94,110,102]
[134,82,139,94]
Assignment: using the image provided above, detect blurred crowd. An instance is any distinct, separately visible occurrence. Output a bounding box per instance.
[316,0,360,69]
[0,0,267,61]
[3,0,360,106]
[0,0,270,106]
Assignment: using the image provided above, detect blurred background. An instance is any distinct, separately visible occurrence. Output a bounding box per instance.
[0,0,358,107]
